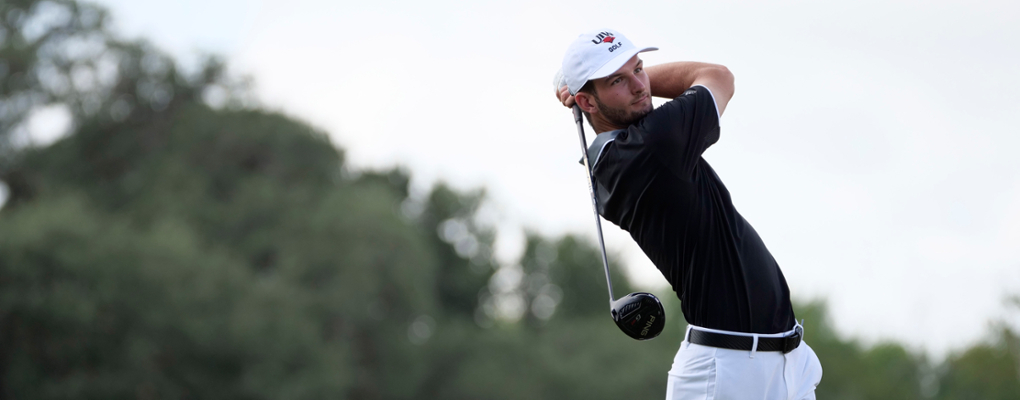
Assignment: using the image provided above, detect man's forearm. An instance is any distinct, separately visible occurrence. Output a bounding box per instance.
[647,62,731,99]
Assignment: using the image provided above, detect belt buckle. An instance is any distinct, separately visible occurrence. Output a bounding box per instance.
[782,326,803,354]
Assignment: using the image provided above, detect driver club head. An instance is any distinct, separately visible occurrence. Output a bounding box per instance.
[610,292,666,340]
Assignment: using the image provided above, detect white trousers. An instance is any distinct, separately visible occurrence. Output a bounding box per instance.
[665,325,823,400]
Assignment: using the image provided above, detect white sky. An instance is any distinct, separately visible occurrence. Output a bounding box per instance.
[82,0,1020,359]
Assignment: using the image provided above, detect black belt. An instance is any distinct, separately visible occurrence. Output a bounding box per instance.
[688,326,803,354]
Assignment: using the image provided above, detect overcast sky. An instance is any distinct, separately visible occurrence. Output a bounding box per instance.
[65,0,1020,359]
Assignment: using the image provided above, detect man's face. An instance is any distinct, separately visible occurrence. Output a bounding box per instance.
[590,55,653,127]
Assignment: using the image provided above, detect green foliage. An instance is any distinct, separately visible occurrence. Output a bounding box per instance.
[0,0,112,161]
[794,300,928,400]
[414,182,497,319]
[0,99,447,398]
[522,233,633,318]
[505,232,650,331]
[935,324,1020,400]
[0,194,351,399]
[0,0,250,175]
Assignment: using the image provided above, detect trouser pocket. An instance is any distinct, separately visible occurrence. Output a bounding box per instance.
[666,341,718,400]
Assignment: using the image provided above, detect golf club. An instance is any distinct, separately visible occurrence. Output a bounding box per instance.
[557,73,666,340]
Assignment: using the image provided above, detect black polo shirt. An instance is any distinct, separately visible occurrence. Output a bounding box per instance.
[588,85,795,334]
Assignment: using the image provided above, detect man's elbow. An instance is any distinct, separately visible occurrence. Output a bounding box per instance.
[708,65,735,100]
[714,65,735,89]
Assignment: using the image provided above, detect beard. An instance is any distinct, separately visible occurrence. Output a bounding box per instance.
[593,94,653,127]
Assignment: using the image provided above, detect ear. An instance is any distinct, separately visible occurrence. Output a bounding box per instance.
[574,92,599,116]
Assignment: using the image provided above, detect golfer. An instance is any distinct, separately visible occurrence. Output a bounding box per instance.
[555,29,823,399]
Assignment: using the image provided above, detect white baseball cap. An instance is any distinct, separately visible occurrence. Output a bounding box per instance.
[560,29,658,95]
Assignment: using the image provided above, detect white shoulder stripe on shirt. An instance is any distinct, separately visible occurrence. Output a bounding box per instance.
[691,84,721,122]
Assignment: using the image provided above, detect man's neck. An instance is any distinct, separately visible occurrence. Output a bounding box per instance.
[592,118,626,134]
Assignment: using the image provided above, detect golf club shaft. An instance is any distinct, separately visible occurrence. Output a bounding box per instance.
[573,104,616,306]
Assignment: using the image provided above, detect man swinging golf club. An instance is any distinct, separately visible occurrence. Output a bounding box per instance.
[554,29,823,399]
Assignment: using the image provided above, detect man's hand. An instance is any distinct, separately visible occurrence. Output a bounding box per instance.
[552,69,576,108]
[556,85,576,108]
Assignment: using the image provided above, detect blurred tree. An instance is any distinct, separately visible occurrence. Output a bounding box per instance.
[0,195,350,398]
[934,297,1020,400]
[794,300,927,400]
[510,232,635,327]
[0,0,111,163]
[1,0,251,198]
[412,182,498,320]
[0,97,450,398]
[0,2,462,396]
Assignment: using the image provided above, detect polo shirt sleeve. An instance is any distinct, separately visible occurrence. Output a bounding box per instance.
[636,84,721,179]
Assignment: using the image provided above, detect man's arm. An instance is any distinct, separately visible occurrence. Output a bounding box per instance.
[646,62,734,116]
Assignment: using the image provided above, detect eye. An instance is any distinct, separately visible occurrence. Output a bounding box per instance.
[611,77,622,85]
[635,67,643,74]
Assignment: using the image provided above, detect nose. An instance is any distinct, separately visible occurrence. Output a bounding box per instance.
[631,75,646,93]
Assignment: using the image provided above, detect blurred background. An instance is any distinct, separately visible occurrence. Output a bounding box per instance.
[1,0,1018,398]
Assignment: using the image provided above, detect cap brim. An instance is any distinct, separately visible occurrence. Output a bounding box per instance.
[588,46,658,81]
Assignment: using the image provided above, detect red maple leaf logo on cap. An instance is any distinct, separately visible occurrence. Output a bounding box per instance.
[603,36,615,43]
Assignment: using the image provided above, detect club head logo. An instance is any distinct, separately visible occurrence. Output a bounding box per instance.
[640,315,656,336]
